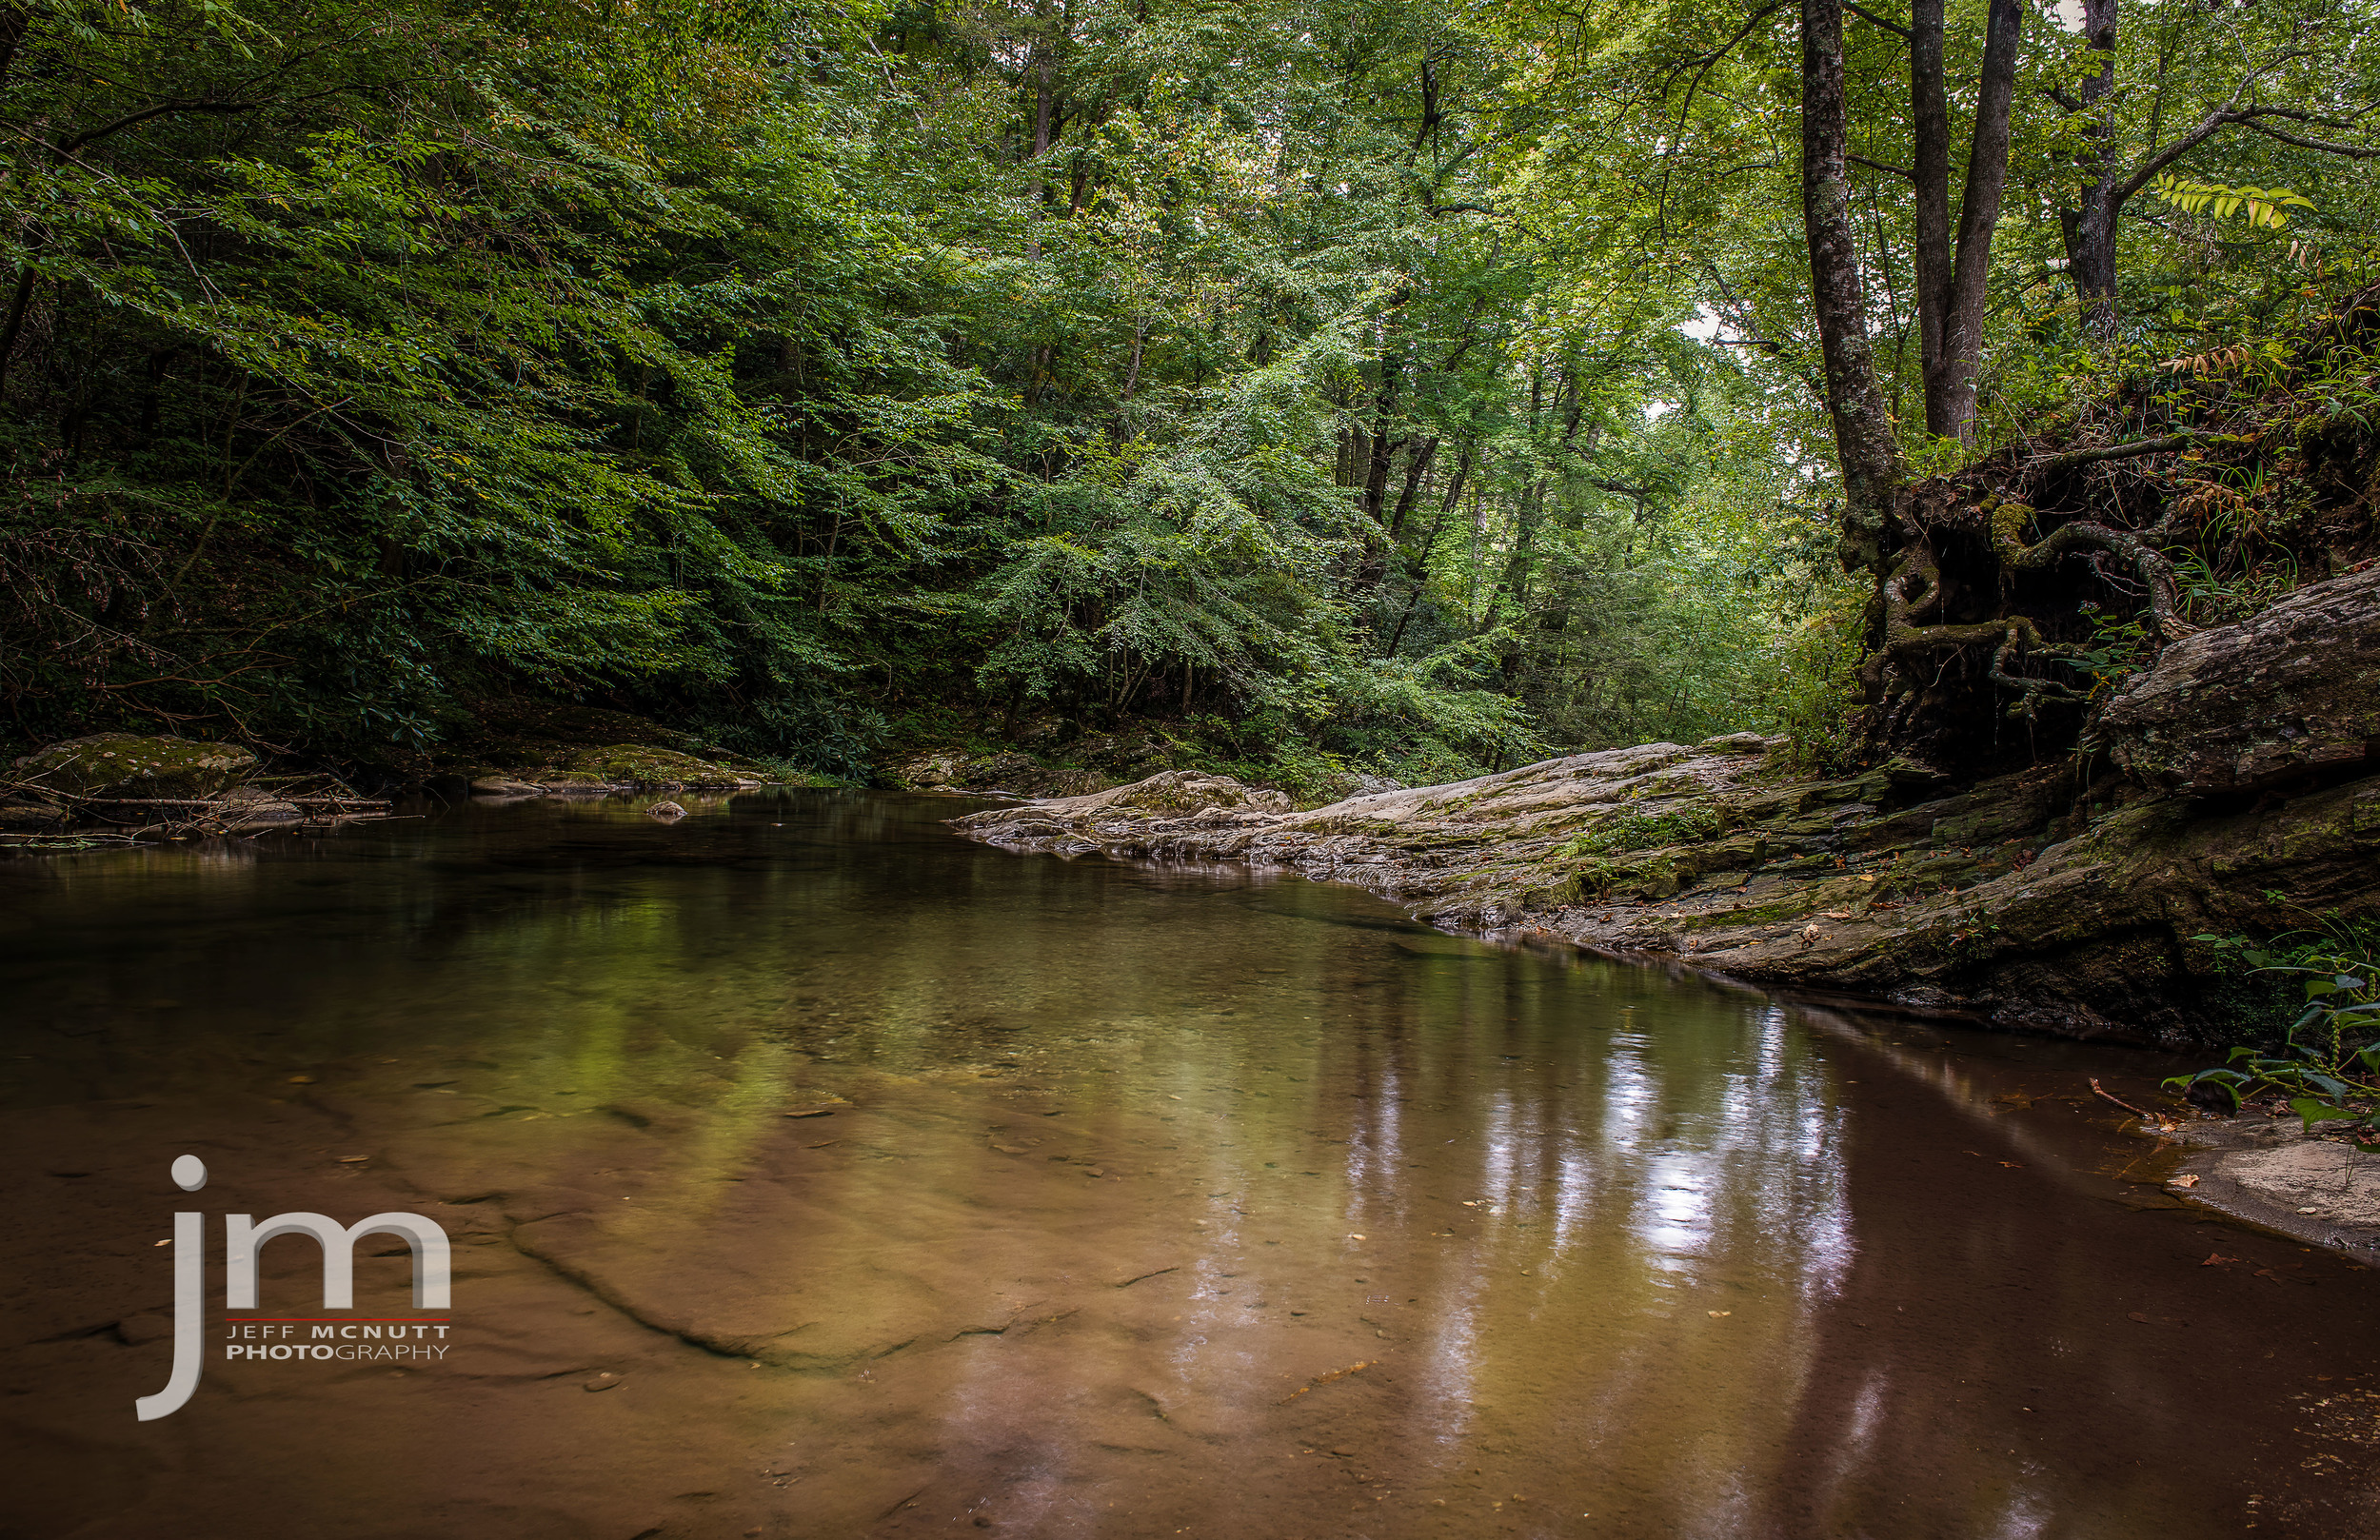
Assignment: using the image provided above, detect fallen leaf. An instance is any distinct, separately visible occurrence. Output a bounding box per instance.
[287,1075,314,1084]
[1998,1160,2023,1169]
[783,1107,837,1119]
[2200,1253,2239,1266]
[1278,1360,1374,1405]
[2127,1312,2152,1323]
[2170,1174,2199,1189]
[1706,1310,1731,1318]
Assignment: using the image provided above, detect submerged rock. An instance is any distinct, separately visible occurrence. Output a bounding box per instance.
[11,734,259,800]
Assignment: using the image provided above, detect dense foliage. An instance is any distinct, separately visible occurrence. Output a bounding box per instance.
[1,0,2373,784]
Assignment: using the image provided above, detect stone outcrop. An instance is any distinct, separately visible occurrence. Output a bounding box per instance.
[953,570,2380,1048]
[10,734,259,800]
[2101,563,2380,795]
[460,743,765,796]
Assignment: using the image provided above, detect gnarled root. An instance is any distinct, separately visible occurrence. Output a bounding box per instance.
[1857,531,2087,715]
[1987,623,2087,720]
[1985,498,2196,642]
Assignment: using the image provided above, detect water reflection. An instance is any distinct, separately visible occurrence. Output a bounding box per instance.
[1,789,2375,1539]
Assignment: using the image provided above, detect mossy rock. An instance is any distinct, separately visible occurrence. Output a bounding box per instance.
[11,734,259,800]
[561,744,746,788]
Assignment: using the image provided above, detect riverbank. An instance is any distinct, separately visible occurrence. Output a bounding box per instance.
[949,564,2380,1050]
[0,699,783,849]
[947,756,2380,1251]
[948,736,2377,1052]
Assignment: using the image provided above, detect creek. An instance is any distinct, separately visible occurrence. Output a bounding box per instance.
[3,790,2374,1538]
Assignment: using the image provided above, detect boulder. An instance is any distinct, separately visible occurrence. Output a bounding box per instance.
[2102,564,2380,795]
[10,734,259,800]
[560,743,747,789]
[536,773,626,795]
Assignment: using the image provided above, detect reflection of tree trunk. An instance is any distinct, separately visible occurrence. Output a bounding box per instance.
[1800,0,1905,569]
[2059,0,2121,337]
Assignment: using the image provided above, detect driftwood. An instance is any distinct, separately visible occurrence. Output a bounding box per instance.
[82,794,389,808]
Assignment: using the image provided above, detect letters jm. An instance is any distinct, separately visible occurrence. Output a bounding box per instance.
[137,1155,452,1421]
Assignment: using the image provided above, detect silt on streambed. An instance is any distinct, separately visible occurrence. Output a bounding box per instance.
[2,790,2375,1538]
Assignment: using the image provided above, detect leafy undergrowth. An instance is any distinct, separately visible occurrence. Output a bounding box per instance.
[2167,910,2380,1147]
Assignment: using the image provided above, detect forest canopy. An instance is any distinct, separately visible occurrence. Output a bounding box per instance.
[3,0,2375,788]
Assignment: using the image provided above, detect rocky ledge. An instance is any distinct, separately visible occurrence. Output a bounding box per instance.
[953,566,2380,1049]
[1,734,389,840]
[2,729,770,844]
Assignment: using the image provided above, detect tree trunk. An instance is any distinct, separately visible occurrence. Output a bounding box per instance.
[0,6,29,94]
[1387,436,1438,541]
[1930,0,2023,441]
[1024,23,1057,260]
[2060,0,2121,337]
[1910,0,1953,405]
[1800,0,1905,568]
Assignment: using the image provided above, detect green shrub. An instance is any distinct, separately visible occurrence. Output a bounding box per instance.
[2164,910,2380,1146]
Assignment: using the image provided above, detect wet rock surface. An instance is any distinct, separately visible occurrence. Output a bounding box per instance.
[954,577,2380,1049]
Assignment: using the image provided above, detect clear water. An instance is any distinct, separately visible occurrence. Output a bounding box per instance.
[3,789,2374,1538]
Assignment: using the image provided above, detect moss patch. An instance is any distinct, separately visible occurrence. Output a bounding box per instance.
[10,734,259,800]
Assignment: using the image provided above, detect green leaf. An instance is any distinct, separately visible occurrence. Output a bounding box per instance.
[2291,1097,2368,1129]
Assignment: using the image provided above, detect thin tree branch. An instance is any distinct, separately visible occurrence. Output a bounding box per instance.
[1843,2,1913,39]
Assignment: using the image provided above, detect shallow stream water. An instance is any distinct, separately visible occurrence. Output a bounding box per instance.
[3,789,2376,1538]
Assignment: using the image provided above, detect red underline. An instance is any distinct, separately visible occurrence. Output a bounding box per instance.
[224,1317,449,1322]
